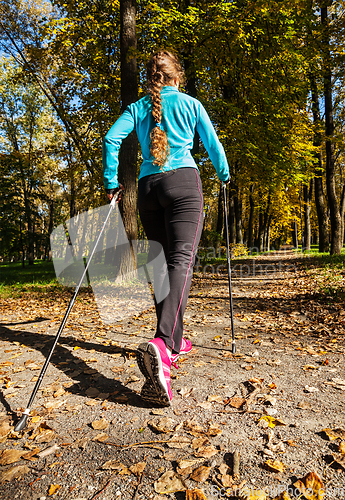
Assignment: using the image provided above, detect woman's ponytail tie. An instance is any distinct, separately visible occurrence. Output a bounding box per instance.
[156,122,164,131]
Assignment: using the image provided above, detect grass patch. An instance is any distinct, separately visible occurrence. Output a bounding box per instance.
[302,250,345,301]
[0,260,63,298]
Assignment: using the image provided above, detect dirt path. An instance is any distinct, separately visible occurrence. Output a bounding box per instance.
[0,251,344,499]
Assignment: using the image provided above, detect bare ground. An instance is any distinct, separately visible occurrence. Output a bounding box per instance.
[0,251,344,500]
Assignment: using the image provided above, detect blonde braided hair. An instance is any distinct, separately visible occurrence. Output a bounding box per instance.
[146,51,184,167]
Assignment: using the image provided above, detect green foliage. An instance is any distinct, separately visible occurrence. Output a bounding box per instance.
[0,0,344,261]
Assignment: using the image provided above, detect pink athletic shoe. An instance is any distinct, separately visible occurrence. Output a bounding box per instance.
[137,338,172,406]
[171,337,193,365]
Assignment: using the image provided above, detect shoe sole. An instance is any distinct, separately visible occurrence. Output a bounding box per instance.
[137,342,171,406]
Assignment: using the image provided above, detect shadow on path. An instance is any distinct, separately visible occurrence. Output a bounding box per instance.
[0,324,158,412]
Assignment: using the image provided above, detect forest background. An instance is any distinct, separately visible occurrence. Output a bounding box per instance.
[1,0,345,269]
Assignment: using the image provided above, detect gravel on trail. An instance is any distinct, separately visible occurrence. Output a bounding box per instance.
[0,251,344,500]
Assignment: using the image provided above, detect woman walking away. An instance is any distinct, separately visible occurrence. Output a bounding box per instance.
[103,50,230,406]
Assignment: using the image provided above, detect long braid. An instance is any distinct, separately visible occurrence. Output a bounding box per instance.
[147,51,184,167]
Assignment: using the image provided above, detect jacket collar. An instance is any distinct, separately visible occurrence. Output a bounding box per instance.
[161,86,179,93]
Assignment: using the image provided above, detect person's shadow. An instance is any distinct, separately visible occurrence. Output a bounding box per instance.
[0,320,157,420]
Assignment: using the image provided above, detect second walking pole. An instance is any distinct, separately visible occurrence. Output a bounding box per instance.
[222,183,236,354]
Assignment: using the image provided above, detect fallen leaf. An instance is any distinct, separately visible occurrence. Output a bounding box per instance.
[197,402,213,410]
[184,420,204,437]
[43,399,67,410]
[250,378,264,385]
[177,458,205,475]
[21,447,40,461]
[297,401,311,410]
[191,437,210,449]
[93,433,109,442]
[304,385,319,393]
[258,416,287,429]
[264,459,286,473]
[37,444,59,458]
[178,387,194,398]
[332,452,345,469]
[227,396,246,409]
[272,493,292,500]
[186,489,208,500]
[102,460,125,470]
[0,465,30,484]
[129,461,146,475]
[31,423,56,444]
[154,470,186,494]
[148,417,176,433]
[194,445,218,458]
[207,422,222,436]
[207,395,224,404]
[0,421,12,442]
[266,359,281,367]
[190,466,211,483]
[339,441,345,454]
[53,387,66,398]
[167,435,191,449]
[302,365,319,371]
[85,387,100,398]
[321,427,345,441]
[124,375,140,384]
[239,489,267,500]
[48,484,61,495]
[219,473,233,487]
[71,437,90,450]
[218,463,229,475]
[91,419,109,431]
[293,471,325,500]
[31,416,42,424]
[0,449,24,465]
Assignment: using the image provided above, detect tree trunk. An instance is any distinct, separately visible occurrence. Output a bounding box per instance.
[310,73,329,252]
[303,179,314,252]
[247,185,255,250]
[340,184,345,246]
[292,220,298,249]
[321,4,342,254]
[228,184,236,245]
[47,198,54,262]
[118,0,138,275]
[234,189,243,244]
[216,184,223,251]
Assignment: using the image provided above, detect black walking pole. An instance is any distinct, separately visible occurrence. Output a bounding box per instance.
[222,183,236,354]
[14,191,122,432]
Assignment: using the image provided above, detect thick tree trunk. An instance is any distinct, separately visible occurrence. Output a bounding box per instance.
[310,74,329,253]
[303,179,314,252]
[321,4,342,254]
[118,0,138,274]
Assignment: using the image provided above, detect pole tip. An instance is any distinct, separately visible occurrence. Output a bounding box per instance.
[14,414,29,433]
[232,343,236,354]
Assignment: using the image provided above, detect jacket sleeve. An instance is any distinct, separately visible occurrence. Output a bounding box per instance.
[196,103,230,183]
[102,107,135,189]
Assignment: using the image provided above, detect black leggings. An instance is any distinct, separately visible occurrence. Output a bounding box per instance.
[138,167,204,353]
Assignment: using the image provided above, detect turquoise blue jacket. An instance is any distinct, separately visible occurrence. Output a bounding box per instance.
[103,86,230,189]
